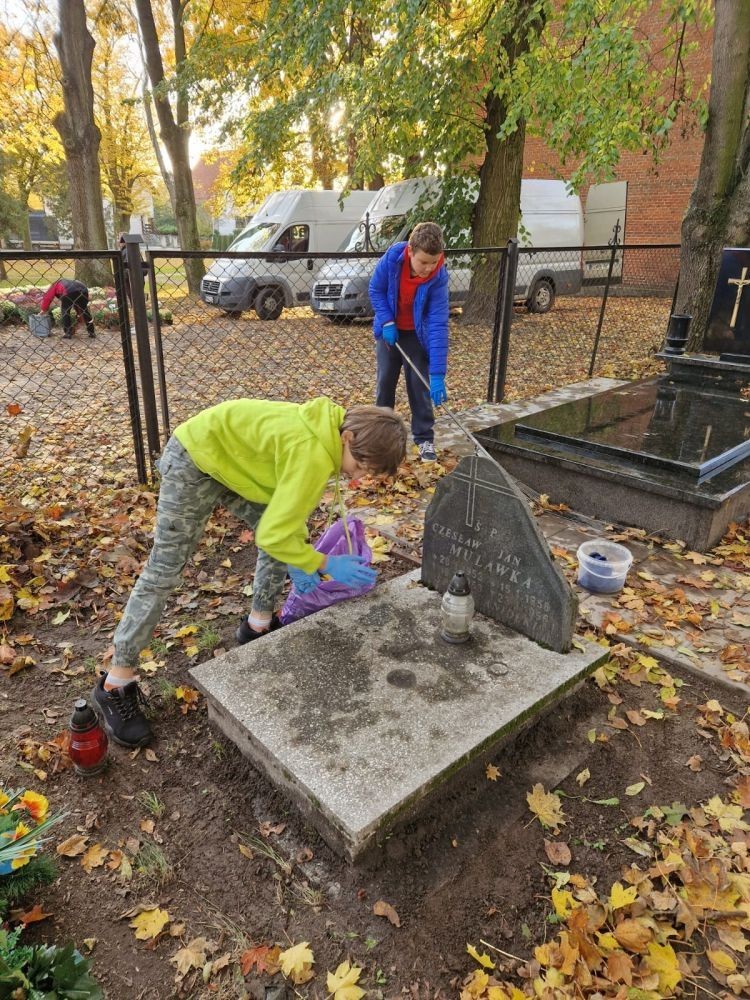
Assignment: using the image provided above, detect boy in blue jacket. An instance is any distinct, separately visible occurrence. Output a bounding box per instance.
[368,222,449,462]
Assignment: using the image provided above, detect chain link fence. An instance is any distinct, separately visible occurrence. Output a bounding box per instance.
[491,243,680,401]
[2,241,680,490]
[146,248,505,437]
[0,250,146,487]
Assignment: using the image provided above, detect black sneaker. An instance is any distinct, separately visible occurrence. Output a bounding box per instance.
[62,333,72,339]
[235,614,282,645]
[88,332,96,339]
[418,441,437,462]
[91,674,152,748]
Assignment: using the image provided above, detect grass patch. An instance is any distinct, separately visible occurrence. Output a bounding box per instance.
[137,790,166,819]
[134,842,173,885]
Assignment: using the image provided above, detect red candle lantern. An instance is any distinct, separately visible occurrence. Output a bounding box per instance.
[69,699,109,775]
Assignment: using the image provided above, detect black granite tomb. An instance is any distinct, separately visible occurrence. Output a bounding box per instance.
[476,248,750,550]
[421,455,576,652]
[705,247,750,361]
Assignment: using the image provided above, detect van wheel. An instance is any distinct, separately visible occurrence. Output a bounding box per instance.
[255,287,284,321]
[222,310,242,319]
[527,278,555,314]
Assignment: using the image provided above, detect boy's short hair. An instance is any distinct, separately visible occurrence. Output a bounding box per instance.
[409,222,445,256]
[341,405,407,476]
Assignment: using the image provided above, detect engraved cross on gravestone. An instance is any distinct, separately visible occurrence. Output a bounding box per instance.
[421,455,577,652]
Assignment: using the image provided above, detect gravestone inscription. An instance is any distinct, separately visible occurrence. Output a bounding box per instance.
[421,455,577,652]
[705,247,750,361]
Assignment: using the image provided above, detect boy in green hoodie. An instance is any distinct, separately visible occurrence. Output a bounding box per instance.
[92,397,408,748]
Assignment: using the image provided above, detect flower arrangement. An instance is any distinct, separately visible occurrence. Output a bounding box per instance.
[0,285,173,327]
[0,788,65,879]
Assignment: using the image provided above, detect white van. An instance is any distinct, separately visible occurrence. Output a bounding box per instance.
[311,177,583,319]
[201,189,374,319]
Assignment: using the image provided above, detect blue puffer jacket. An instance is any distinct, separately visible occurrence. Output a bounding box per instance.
[369,242,450,376]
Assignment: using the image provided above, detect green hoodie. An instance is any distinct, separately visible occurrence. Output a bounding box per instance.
[174,396,344,573]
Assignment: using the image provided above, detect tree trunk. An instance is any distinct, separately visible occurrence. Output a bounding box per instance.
[677,0,750,349]
[142,80,176,207]
[134,0,204,294]
[53,0,111,287]
[20,190,32,251]
[462,95,526,324]
[462,1,543,325]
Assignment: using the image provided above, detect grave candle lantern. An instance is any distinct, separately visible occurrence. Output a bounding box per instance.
[440,571,475,644]
[69,698,109,775]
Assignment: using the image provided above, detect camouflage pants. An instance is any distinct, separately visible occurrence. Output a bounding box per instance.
[113,436,287,667]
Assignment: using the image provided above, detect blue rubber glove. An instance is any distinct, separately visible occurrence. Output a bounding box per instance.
[382,321,398,346]
[430,374,448,406]
[288,566,321,594]
[324,554,377,587]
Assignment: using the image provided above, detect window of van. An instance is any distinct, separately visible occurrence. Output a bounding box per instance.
[274,224,309,253]
[343,214,407,252]
[229,222,279,252]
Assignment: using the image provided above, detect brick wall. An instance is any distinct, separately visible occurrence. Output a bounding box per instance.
[523,6,713,245]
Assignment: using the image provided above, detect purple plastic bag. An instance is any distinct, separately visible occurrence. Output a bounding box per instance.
[280,517,374,625]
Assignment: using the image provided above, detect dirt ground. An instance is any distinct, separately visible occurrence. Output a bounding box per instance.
[1,290,746,1000]
[1,493,747,999]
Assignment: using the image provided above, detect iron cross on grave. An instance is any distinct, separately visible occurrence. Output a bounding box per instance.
[452,454,522,530]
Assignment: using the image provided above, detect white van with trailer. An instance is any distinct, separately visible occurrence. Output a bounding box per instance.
[311,177,584,319]
[200,189,374,320]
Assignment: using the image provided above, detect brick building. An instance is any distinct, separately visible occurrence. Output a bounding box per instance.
[523,7,713,245]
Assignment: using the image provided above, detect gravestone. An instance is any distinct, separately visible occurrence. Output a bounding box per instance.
[705,247,750,361]
[421,455,577,653]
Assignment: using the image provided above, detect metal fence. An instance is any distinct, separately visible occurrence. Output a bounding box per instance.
[1,240,678,488]
[489,241,680,401]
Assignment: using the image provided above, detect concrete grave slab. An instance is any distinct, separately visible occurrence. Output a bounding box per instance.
[191,571,607,861]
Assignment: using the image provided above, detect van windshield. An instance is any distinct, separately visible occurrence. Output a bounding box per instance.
[228,222,279,252]
[343,214,407,251]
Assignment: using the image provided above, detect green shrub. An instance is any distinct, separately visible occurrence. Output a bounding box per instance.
[0,927,103,999]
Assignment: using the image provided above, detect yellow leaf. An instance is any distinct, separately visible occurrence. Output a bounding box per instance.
[707,949,737,975]
[172,937,211,978]
[645,942,681,994]
[485,764,501,782]
[81,842,109,873]
[174,625,199,638]
[326,960,365,1000]
[609,881,638,910]
[551,888,577,918]
[278,941,315,984]
[466,943,495,969]
[526,783,566,833]
[0,587,15,621]
[185,644,199,657]
[576,768,590,787]
[130,907,170,941]
[704,796,750,832]
[625,782,646,796]
[463,970,489,997]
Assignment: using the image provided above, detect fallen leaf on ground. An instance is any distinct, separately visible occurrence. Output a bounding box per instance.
[327,960,365,1000]
[575,768,590,787]
[172,937,212,978]
[81,842,109,872]
[130,907,170,941]
[373,899,401,927]
[466,943,495,970]
[240,944,281,976]
[687,755,703,771]
[609,881,638,910]
[258,821,286,838]
[526,783,566,833]
[278,941,314,984]
[18,903,53,925]
[56,834,88,857]
[485,763,501,781]
[544,839,572,866]
[625,782,646,797]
